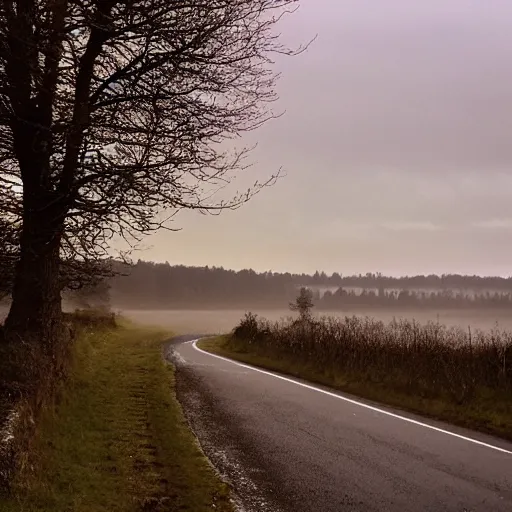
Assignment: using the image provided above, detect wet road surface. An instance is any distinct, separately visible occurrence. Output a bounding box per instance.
[169,336,512,512]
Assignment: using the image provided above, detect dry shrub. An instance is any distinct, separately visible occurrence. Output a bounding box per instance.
[233,312,260,342]
[0,326,73,493]
[233,314,512,406]
[63,308,117,330]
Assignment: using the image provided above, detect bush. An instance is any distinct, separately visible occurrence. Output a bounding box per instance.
[232,312,262,342]
[63,308,117,330]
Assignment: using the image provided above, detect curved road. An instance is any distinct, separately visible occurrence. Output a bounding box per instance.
[170,336,512,512]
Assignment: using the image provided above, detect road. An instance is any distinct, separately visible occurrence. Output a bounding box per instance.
[170,336,512,512]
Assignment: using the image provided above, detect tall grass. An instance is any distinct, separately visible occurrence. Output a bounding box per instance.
[0,309,117,493]
[233,313,512,408]
[2,320,234,511]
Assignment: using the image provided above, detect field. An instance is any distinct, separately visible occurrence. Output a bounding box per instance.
[120,307,512,334]
[4,306,511,335]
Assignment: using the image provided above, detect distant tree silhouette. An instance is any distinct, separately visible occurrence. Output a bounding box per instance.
[290,287,314,320]
[98,261,512,311]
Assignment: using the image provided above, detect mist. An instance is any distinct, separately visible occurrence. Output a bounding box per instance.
[60,261,512,334]
[121,308,512,337]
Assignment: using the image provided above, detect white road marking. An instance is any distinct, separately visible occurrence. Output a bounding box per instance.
[190,339,512,456]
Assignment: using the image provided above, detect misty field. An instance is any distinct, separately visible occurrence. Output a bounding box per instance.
[118,308,512,335]
[4,305,510,336]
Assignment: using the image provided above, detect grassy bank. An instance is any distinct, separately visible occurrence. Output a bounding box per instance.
[199,314,512,441]
[1,321,232,512]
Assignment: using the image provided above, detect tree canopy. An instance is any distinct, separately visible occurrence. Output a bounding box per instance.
[0,0,300,341]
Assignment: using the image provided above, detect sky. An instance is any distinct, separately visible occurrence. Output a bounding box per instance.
[140,0,512,277]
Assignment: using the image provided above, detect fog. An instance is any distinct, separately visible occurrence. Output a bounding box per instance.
[4,303,508,337]
[5,304,506,336]
[3,305,510,335]
[121,308,512,336]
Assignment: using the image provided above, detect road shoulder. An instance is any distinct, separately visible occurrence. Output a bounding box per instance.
[1,326,233,512]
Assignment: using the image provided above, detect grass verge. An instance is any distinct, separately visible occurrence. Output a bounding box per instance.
[199,335,512,442]
[1,322,232,512]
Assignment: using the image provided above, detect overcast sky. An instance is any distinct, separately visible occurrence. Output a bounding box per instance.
[141,0,512,276]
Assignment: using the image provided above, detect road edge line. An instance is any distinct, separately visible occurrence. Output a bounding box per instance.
[191,339,512,456]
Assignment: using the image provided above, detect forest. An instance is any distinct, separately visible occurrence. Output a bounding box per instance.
[84,260,512,310]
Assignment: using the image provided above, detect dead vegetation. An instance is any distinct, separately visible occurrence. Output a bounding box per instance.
[0,310,117,494]
[226,312,512,439]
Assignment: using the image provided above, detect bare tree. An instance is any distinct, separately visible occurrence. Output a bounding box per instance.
[0,213,18,300]
[0,0,302,343]
[290,287,314,321]
[0,211,114,298]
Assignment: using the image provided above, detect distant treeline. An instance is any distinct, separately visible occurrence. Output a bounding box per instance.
[105,260,512,310]
[319,288,512,310]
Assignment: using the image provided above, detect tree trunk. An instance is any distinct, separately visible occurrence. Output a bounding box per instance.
[4,198,65,346]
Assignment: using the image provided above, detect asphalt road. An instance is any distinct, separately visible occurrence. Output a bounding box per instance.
[170,336,512,512]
